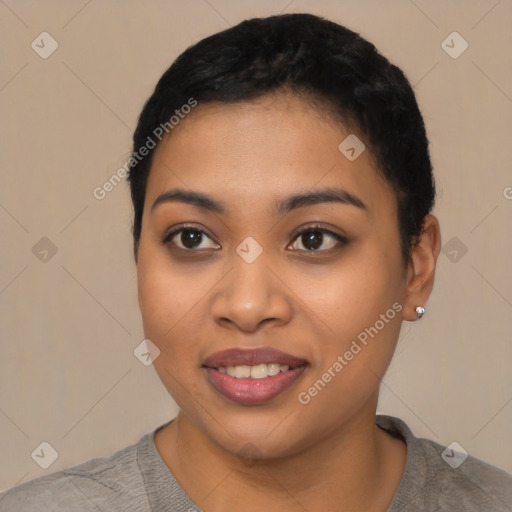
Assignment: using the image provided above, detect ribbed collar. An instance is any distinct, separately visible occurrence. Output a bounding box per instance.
[136,414,423,511]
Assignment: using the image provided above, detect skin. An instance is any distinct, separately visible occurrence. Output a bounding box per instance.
[136,92,441,511]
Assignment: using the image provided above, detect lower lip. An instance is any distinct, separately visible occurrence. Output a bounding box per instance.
[204,367,307,405]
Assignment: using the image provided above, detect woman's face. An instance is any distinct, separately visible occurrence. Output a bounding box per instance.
[137,93,410,458]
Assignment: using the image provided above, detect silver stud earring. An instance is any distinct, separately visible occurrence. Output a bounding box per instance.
[415,306,425,319]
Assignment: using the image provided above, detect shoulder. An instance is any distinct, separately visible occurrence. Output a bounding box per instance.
[0,434,152,512]
[418,436,512,511]
[377,415,512,511]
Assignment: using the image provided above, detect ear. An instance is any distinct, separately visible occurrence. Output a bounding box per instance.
[403,214,442,321]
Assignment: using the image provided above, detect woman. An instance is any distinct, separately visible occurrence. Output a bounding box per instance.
[1,12,510,512]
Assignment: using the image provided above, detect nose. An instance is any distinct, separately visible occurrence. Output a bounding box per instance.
[211,252,293,333]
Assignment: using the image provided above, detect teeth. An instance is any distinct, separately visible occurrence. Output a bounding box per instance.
[218,363,293,378]
[267,363,281,376]
[235,365,251,378]
[251,364,267,379]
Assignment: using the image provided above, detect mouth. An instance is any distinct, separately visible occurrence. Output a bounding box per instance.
[216,362,297,378]
[202,347,309,405]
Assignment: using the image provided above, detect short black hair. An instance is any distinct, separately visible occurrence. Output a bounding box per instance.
[127,13,435,265]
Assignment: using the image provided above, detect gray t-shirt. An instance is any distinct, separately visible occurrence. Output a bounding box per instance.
[1,415,510,511]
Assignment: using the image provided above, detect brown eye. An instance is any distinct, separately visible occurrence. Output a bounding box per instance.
[163,227,220,251]
[290,226,347,252]
[178,229,204,249]
[300,231,324,250]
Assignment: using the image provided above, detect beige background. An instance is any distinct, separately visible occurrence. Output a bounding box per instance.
[1,0,511,491]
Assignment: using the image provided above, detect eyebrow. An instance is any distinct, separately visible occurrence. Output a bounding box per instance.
[150,187,367,215]
[151,190,226,214]
[275,187,367,215]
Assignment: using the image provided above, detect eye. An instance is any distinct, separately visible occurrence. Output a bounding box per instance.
[162,225,220,251]
[289,225,347,252]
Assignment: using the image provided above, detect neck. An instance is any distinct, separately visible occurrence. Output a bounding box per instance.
[155,397,406,511]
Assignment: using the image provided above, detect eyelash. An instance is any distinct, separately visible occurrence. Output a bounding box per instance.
[291,225,348,252]
[161,223,348,254]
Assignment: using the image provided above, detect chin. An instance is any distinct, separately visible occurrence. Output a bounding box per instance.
[189,405,311,460]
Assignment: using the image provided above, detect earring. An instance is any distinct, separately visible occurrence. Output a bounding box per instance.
[415,306,425,319]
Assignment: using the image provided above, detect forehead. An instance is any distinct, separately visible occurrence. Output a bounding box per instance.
[145,93,395,217]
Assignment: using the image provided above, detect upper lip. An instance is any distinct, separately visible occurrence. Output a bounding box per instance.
[203,347,308,368]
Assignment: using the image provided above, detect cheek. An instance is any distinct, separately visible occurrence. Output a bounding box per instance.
[291,246,404,403]
[294,252,403,341]
[137,261,206,405]
[137,242,197,336]
[138,272,176,341]
[136,247,219,381]
[293,277,403,437]
[136,254,192,366]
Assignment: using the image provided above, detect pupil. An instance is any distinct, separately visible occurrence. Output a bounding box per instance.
[303,231,323,250]
[182,229,202,248]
